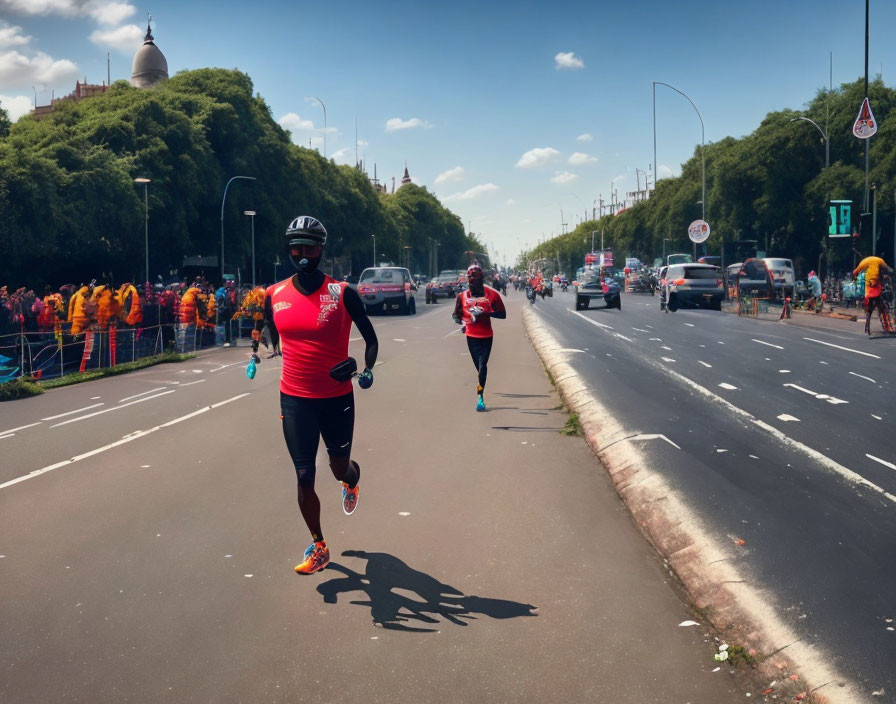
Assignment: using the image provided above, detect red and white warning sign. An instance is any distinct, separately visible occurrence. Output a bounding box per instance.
[853,97,878,139]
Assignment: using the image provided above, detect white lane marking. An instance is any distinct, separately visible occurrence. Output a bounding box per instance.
[0,434,14,440]
[684,323,695,327]
[660,357,676,363]
[614,333,634,342]
[51,391,176,427]
[210,393,250,409]
[628,433,681,449]
[718,383,738,390]
[209,361,246,373]
[661,345,672,350]
[717,341,725,344]
[567,308,613,329]
[41,403,104,421]
[0,421,42,436]
[649,337,662,341]
[872,414,883,420]
[752,338,784,349]
[819,361,829,365]
[867,454,896,471]
[804,337,880,359]
[779,370,791,374]
[777,414,800,422]
[698,361,712,368]
[180,379,206,387]
[0,395,250,491]
[557,348,586,353]
[90,396,100,400]
[849,371,877,383]
[393,338,406,342]
[119,387,166,403]
[632,327,649,333]
[783,383,848,405]
[350,336,363,342]
[698,344,706,348]
[645,324,653,329]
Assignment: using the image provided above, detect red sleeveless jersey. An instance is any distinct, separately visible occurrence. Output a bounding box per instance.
[461,286,504,338]
[268,276,353,398]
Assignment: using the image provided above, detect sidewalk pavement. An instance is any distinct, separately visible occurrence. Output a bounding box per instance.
[353,295,752,702]
[721,298,879,336]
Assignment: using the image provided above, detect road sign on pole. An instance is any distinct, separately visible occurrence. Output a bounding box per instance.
[853,98,877,139]
[687,219,710,244]
[828,200,852,237]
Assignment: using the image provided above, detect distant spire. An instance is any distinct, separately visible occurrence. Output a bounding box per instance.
[144,12,154,43]
[401,162,411,185]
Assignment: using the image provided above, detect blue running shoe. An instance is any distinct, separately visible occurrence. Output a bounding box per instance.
[476,394,486,412]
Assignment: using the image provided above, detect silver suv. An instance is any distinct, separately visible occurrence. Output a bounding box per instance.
[660,263,724,312]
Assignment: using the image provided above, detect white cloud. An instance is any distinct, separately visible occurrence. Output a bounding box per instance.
[443,183,499,202]
[550,171,578,184]
[554,51,584,70]
[385,116,431,132]
[435,166,464,184]
[0,93,32,121]
[89,23,143,53]
[278,112,315,132]
[0,23,30,49]
[505,199,516,207]
[515,147,560,169]
[330,148,353,165]
[576,133,593,142]
[0,1,136,24]
[0,50,77,89]
[658,164,676,178]
[356,139,368,147]
[568,152,597,166]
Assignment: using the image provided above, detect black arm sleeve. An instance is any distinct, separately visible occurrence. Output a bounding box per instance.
[260,293,280,348]
[343,286,378,370]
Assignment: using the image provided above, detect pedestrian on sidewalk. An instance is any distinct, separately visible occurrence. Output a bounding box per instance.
[807,271,822,313]
[452,263,506,412]
[254,215,378,575]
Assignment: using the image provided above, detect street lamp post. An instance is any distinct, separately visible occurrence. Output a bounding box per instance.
[244,210,256,288]
[134,178,151,283]
[789,116,829,168]
[311,96,327,158]
[372,235,376,266]
[220,175,256,283]
[653,80,705,249]
[403,245,412,270]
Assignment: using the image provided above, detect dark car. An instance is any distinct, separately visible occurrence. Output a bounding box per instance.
[426,270,461,304]
[660,263,724,311]
[575,268,621,310]
[357,266,417,314]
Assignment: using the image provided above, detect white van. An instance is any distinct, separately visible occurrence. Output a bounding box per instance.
[762,258,795,298]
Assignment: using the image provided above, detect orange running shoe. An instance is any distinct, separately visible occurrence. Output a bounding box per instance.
[295,541,329,574]
[342,481,359,515]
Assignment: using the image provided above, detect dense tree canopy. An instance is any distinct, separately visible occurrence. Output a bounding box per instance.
[0,69,481,288]
[524,77,896,279]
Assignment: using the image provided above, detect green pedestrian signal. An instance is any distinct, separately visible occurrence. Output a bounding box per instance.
[829,200,852,237]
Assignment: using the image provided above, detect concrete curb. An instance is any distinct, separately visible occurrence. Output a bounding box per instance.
[521,305,862,704]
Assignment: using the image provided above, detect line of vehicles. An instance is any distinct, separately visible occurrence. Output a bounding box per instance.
[351,266,479,315]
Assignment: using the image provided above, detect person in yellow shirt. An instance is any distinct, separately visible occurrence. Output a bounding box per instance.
[853,255,894,335]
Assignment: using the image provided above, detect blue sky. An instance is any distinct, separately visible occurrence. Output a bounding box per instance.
[2,0,896,265]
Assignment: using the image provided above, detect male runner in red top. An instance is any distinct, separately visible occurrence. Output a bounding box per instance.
[254,216,378,574]
[452,264,506,411]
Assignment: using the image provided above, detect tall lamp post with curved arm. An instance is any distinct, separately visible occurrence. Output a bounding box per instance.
[653,81,705,260]
[220,175,256,283]
[789,116,829,168]
[310,96,327,158]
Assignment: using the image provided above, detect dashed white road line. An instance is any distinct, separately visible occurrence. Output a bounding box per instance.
[628,433,681,449]
[180,379,206,387]
[804,337,880,359]
[849,372,876,384]
[0,421,42,436]
[684,323,695,327]
[119,387,166,403]
[567,308,613,329]
[718,383,738,390]
[698,361,712,368]
[0,393,251,491]
[51,390,176,428]
[632,327,650,332]
[661,356,676,363]
[777,414,800,422]
[41,403,104,421]
[867,454,896,471]
[783,383,848,405]
[752,338,784,349]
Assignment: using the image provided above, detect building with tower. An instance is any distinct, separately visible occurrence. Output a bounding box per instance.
[130,16,169,88]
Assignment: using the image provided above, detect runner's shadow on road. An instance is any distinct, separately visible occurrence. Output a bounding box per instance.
[318,550,537,633]
[493,393,549,399]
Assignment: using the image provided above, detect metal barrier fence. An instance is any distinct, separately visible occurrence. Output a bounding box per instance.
[0,318,254,384]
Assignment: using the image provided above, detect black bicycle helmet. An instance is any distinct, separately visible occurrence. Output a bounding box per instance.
[285,215,327,248]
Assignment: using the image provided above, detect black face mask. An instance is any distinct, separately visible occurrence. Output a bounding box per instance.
[290,253,322,273]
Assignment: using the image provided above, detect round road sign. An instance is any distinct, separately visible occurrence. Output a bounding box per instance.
[688,219,711,243]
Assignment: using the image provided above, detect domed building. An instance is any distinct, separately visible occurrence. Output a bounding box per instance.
[130,17,168,88]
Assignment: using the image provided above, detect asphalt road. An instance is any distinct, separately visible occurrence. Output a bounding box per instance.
[0,294,751,704]
[526,288,896,702]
